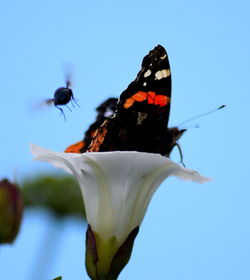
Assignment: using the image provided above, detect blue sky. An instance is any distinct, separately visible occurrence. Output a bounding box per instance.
[1,0,250,279]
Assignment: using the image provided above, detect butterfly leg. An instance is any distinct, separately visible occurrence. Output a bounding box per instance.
[173,143,185,167]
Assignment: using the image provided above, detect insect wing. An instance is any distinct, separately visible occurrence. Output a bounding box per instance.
[64,98,118,153]
[117,45,171,126]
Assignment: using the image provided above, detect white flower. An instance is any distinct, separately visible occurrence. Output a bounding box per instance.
[30,143,210,279]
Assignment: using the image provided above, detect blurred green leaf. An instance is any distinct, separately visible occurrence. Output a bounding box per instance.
[52,277,62,280]
[21,174,86,219]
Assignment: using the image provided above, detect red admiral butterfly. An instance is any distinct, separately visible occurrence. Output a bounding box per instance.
[65,45,185,157]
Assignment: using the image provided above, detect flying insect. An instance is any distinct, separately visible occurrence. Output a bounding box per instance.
[46,73,79,121]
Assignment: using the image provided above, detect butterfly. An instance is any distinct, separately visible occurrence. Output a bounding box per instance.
[65,45,185,158]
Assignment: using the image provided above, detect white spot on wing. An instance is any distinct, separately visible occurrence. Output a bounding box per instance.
[160,54,167,60]
[144,69,151,78]
[155,69,171,80]
[143,82,147,86]
[104,108,114,117]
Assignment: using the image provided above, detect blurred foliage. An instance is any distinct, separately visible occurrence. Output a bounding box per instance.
[0,179,23,244]
[21,174,86,220]
[52,277,62,280]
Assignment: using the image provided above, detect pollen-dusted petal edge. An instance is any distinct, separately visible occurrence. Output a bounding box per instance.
[30,143,210,243]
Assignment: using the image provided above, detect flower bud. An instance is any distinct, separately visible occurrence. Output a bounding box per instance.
[0,179,23,244]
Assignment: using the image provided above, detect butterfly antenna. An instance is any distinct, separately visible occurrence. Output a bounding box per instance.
[178,105,226,127]
[181,124,200,130]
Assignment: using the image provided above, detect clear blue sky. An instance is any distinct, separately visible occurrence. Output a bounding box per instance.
[1,0,250,279]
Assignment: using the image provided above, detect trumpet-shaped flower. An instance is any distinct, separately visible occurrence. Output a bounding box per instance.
[30,144,210,280]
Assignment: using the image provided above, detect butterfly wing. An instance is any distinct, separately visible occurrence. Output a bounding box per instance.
[88,45,173,155]
[117,44,171,122]
[64,98,118,153]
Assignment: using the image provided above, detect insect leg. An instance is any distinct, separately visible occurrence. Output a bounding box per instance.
[55,105,66,122]
[70,99,75,108]
[72,95,80,108]
[173,143,185,167]
[66,104,72,112]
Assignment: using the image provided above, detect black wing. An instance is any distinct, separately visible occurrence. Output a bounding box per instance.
[88,45,173,155]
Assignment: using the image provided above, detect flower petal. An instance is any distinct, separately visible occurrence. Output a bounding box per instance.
[30,143,210,243]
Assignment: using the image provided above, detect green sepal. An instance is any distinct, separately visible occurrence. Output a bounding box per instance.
[85,226,139,280]
[108,226,139,280]
[85,225,99,280]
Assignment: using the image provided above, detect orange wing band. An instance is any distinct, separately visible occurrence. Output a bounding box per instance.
[64,141,85,153]
[124,91,170,109]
